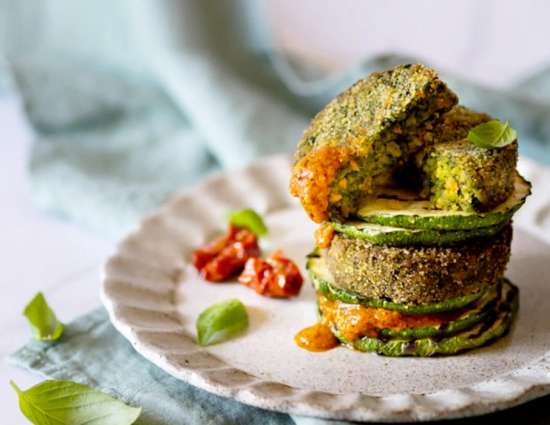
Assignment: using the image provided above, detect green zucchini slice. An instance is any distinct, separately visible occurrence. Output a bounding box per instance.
[379,283,498,339]
[355,172,530,230]
[328,220,507,246]
[329,278,518,356]
[316,283,498,341]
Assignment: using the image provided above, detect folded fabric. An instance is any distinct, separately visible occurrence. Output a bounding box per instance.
[6,50,312,239]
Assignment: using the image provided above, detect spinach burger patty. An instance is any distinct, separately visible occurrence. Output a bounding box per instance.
[289,64,458,223]
[415,106,518,213]
[321,224,513,305]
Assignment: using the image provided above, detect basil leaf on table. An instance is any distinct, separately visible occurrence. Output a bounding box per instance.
[226,208,268,237]
[23,292,64,341]
[197,299,249,346]
[467,120,517,149]
[10,380,142,425]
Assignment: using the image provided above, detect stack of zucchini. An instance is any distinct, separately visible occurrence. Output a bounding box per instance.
[308,171,530,356]
[291,64,532,356]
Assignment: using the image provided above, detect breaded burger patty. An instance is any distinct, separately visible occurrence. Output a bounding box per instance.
[321,224,512,305]
[289,64,458,223]
[415,106,518,213]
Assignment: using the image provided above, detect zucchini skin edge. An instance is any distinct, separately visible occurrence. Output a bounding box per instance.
[328,279,518,357]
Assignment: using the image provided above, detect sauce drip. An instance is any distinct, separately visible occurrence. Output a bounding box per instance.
[295,295,466,352]
[294,322,339,352]
[318,295,464,341]
[289,146,351,223]
[314,224,335,249]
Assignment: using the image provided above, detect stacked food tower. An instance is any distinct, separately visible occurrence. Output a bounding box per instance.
[290,64,531,356]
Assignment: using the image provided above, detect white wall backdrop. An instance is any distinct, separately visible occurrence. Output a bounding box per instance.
[267,0,550,88]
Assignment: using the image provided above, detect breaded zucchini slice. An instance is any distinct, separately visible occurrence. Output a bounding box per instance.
[307,249,490,314]
[416,106,518,213]
[289,64,458,223]
[321,224,512,305]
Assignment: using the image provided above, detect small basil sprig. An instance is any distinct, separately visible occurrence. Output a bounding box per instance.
[23,292,64,341]
[467,120,517,149]
[226,208,268,237]
[10,380,141,425]
[196,299,248,346]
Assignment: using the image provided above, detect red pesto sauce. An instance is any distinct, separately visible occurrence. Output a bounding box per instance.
[294,295,465,352]
[289,146,351,224]
[314,224,335,249]
[294,322,340,352]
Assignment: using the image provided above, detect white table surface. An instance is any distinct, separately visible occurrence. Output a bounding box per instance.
[2,92,550,424]
[0,95,114,424]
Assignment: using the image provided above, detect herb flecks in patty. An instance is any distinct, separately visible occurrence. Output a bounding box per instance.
[290,64,458,223]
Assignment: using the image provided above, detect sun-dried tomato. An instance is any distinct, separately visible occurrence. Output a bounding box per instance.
[238,249,303,297]
[192,224,260,282]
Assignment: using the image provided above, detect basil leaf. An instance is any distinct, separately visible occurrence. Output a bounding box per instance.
[467,120,517,149]
[23,292,64,341]
[197,299,248,346]
[226,208,268,237]
[10,380,141,425]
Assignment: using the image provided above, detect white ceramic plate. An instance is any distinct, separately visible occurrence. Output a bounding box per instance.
[101,154,550,422]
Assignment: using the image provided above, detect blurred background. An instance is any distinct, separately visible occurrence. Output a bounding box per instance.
[3,0,550,88]
[268,0,550,89]
[2,0,550,244]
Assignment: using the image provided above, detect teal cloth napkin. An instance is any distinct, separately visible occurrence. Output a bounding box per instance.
[3,1,550,424]
[6,308,294,425]
[6,308,550,425]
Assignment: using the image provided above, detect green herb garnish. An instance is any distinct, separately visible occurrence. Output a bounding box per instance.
[226,208,268,237]
[10,380,141,425]
[196,299,248,346]
[23,292,64,341]
[467,120,517,149]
